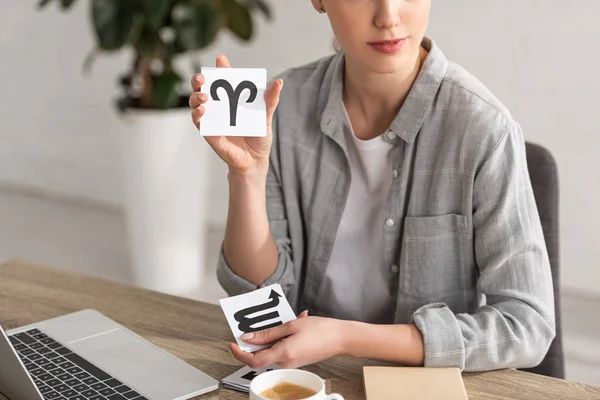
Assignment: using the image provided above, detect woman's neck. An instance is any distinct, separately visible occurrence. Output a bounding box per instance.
[342,46,427,140]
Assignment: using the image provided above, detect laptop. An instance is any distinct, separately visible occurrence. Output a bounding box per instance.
[0,309,219,400]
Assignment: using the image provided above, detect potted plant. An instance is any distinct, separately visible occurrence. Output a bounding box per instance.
[37,0,272,297]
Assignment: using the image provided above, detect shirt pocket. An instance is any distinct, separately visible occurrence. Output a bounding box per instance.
[399,213,475,302]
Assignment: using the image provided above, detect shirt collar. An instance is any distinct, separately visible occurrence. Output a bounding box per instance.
[319,36,448,145]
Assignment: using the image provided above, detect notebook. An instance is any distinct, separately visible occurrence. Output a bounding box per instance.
[363,366,469,399]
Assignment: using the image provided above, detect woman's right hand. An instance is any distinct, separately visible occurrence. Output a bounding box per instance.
[189,54,283,175]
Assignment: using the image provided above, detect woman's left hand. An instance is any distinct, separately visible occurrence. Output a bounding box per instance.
[229,311,346,369]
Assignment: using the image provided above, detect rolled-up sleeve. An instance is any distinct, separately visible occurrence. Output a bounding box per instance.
[411,121,556,371]
[216,236,294,296]
[216,109,296,297]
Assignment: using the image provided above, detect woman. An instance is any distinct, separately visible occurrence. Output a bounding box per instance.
[189,0,555,372]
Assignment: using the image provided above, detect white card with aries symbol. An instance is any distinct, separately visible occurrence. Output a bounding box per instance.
[199,67,267,137]
[219,284,296,353]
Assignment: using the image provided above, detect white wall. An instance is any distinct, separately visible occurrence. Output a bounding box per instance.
[1,1,598,295]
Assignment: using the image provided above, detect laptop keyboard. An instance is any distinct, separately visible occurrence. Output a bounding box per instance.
[8,329,148,400]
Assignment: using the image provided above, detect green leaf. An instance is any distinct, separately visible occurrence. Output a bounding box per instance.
[91,0,135,50]
[172,2,220,51]
[153,71,183,109]
[245,0,271,20]
[37,0,53,9]
[60,0,77,9]
[82,48,98,74]
[143,0,171,28]
[223,0,253,41]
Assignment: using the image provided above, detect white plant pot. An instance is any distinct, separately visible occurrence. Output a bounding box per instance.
[120,107,210,298]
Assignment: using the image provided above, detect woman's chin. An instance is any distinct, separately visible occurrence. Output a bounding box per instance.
[364,57,410,75]
[344,46,419,76]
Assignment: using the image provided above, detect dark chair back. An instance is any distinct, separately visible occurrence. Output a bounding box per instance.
[519,141,564,379]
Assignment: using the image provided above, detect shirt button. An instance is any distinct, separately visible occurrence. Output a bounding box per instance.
[392,169,399,179]
[390,264,399,274]
[387,131,396,140]
[385,218,395,228]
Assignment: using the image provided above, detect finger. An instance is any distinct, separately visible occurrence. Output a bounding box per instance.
[216,53,232,68]
[190,73,205,92]
[230,342,285,369]
[189,92,209,109]
[298,310,309,318]
[191,105,205,129]
[240,321,294,345]
[266,79,283,131]
[229,343,254,365]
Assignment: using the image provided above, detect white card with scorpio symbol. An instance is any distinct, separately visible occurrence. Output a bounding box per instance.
[199,67,267,137]
[219,284,297,352]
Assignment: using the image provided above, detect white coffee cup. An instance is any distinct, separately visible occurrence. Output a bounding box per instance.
[249,369,344,400]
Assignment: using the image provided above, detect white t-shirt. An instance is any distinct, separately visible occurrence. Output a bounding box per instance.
[321,108,396,323]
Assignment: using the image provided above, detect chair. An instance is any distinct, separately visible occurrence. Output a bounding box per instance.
[518,141,565,379]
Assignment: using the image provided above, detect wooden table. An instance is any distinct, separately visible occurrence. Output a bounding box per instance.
[1,260,599,400]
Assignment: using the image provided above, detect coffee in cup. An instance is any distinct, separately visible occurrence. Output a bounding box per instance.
[259,381,317,399]
[249,369,343,400]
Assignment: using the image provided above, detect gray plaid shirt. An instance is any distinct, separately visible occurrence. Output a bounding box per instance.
[217,37,556,372]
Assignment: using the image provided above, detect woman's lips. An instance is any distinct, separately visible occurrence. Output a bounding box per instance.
[367,38,407,54]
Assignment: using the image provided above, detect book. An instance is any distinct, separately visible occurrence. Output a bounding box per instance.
[363,366,469,399]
